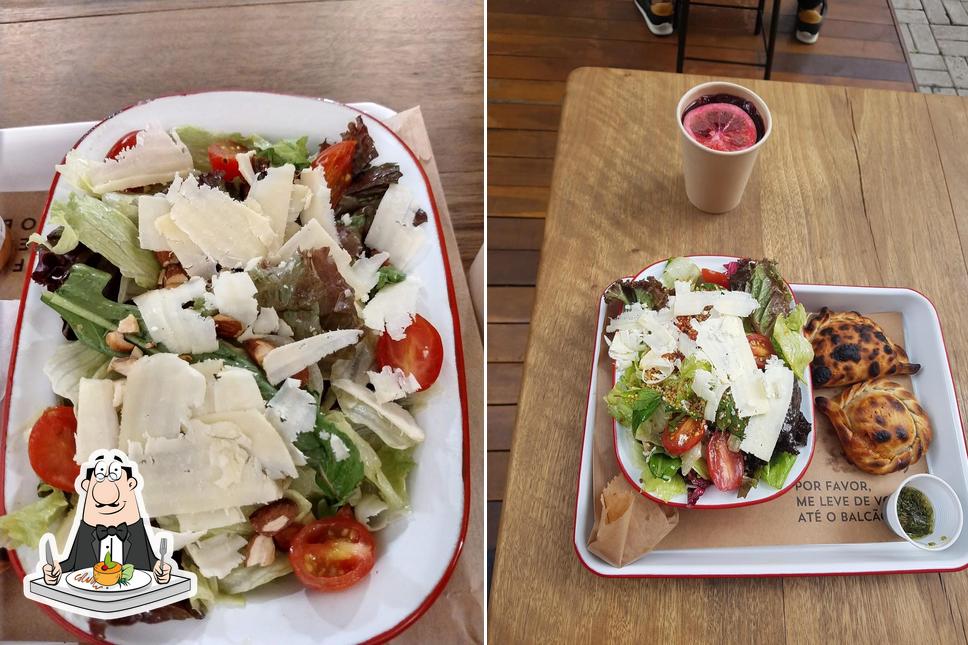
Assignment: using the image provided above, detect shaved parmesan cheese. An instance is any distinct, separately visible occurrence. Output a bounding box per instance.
[692,368,728,421]
[694,315,768,417]
[246,164,295,247]
[332,379,425,449]
[137,194,171,252]
[135,419,283,516]
[154,214,216,278]
[169,529,206,551]
[212,271,259,327]
[262,329,363,384]
[186,533,247,579]
[251,307,280,335]
[199,410,297,479]
[167,175,274,268]
[119,353,206,447]
[235,151,257,185]
[288,183,311,223]
[265,379,317,466]
[191,358,224,416]
[351,251,390,302]
[362,277,420,340]
[639,349,675,384]
[74,378,119,464]
[134,278,218,354]
[673,281,758,317]
[364,183,426,270]
[740,358,795,461]
[177,507,246,532]
[297,166,336,239]
[58,126,193,195]
[211,368,265,413]
[330,434,350,462]
[367,365,421,403]
[273,218,331,261]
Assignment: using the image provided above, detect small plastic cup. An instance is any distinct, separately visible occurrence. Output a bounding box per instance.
[676,81,773,214]
[883,473,963,551]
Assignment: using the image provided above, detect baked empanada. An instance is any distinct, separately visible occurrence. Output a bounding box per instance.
[805,308,919,387]
[816,378,931,475]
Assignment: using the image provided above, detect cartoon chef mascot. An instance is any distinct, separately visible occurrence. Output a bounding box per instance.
[42,450,172,586]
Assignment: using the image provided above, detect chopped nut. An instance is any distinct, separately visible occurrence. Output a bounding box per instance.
[293,367,310,385]
[161,264,189,288]
[178,354,192,362]
[154,250,176,265]
[105,331,134,353]
[116,314,140,334]
[130,346,144,359]
[243,338,276,367]
[108,356,139,376]
[214,314,244,339]
[249,499,298,536]
[244,534,276,567]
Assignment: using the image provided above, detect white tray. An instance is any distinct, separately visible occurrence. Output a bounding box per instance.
[574,281,968,576]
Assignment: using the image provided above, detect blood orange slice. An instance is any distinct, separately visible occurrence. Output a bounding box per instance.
[683,103,758,152]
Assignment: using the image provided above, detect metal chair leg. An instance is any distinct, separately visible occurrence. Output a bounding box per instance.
[764,0,781,79]
[754,0,765,35]
[676,0,690,73]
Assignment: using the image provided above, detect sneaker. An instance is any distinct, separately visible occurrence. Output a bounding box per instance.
[795,0,826,44]
[634,0,676,36]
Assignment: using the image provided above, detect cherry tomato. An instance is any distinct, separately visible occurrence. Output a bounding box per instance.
[661,417,705,456]
[207,141,249,182]
[28,406,80,492]
[746,333,776,370]
[289,517,376,591]
[311,140,356,206]
[273,523,303,551]
[375,314,444,390]
[706,432,744,492]
[701,268,730,288]
[106,131,141,160]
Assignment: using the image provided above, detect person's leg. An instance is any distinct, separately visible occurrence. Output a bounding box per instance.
[795,0,826,44]
[634,0,676,36]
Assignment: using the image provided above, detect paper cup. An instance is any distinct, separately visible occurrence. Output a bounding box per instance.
[883,474,963,551]
[677,81,772,213]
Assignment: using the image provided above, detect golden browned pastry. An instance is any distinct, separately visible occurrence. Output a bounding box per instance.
[816,378,931,475]
[805,308,919,387]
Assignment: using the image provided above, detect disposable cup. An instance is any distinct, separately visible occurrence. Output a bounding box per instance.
[677,81,772,213]
[883,473,963,551]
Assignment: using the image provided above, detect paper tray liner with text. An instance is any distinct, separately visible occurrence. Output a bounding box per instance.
[588,311,925,563]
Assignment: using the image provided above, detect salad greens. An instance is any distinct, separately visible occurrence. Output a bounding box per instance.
[773,304,813,382]
[294,415,366,515]
[0,486,70,549]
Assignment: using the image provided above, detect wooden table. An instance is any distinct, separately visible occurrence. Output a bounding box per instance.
[489,68,968,643]
[0,2,483,642]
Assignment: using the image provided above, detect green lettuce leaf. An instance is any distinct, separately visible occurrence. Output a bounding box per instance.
[641,461,686,500]
[773,304,814,382]
[191,340,276,400]
[372,265,406,295]
[218,558,293,595]
[294,413,365,511]
[748,259,793,336]
[660,256,701,289]
[255,136,310,169]
[375,444,416,509]
[174,126,266,171]
[35,194,159,288]
[0,489,70,549]
[42,340,110,406]
[40,264,156,356]
[760,451,798,489]
[655,354,710,418]
[647,451,682,480]
[715,390,749,438]
[605,365,663,431]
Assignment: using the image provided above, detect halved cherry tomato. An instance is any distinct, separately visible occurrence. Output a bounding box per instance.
[706,432,744,492]
[273,523,303,552]
[311,140,356,206]
[106,131,141,160]
[661,417,705,456]
[746,333,776,370]
[28,406,80,492]
[701,268,730,288]
[289,517,375,591]
[207,141,249,182]
[375,314,444,390]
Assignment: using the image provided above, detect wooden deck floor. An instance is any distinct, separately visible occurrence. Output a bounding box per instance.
[486,0,915,552]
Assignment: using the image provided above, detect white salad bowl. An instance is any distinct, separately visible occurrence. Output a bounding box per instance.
[611,255,815,509]
[0,92,470,644]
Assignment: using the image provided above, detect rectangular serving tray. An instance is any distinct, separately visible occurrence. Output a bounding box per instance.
[574,283,968,577]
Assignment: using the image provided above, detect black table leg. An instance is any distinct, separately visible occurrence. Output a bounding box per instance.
[764,0,781,79]
[676,0,690,73]
[754,0,765,35]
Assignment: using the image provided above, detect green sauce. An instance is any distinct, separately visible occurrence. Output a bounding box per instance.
[897,486,934,539]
